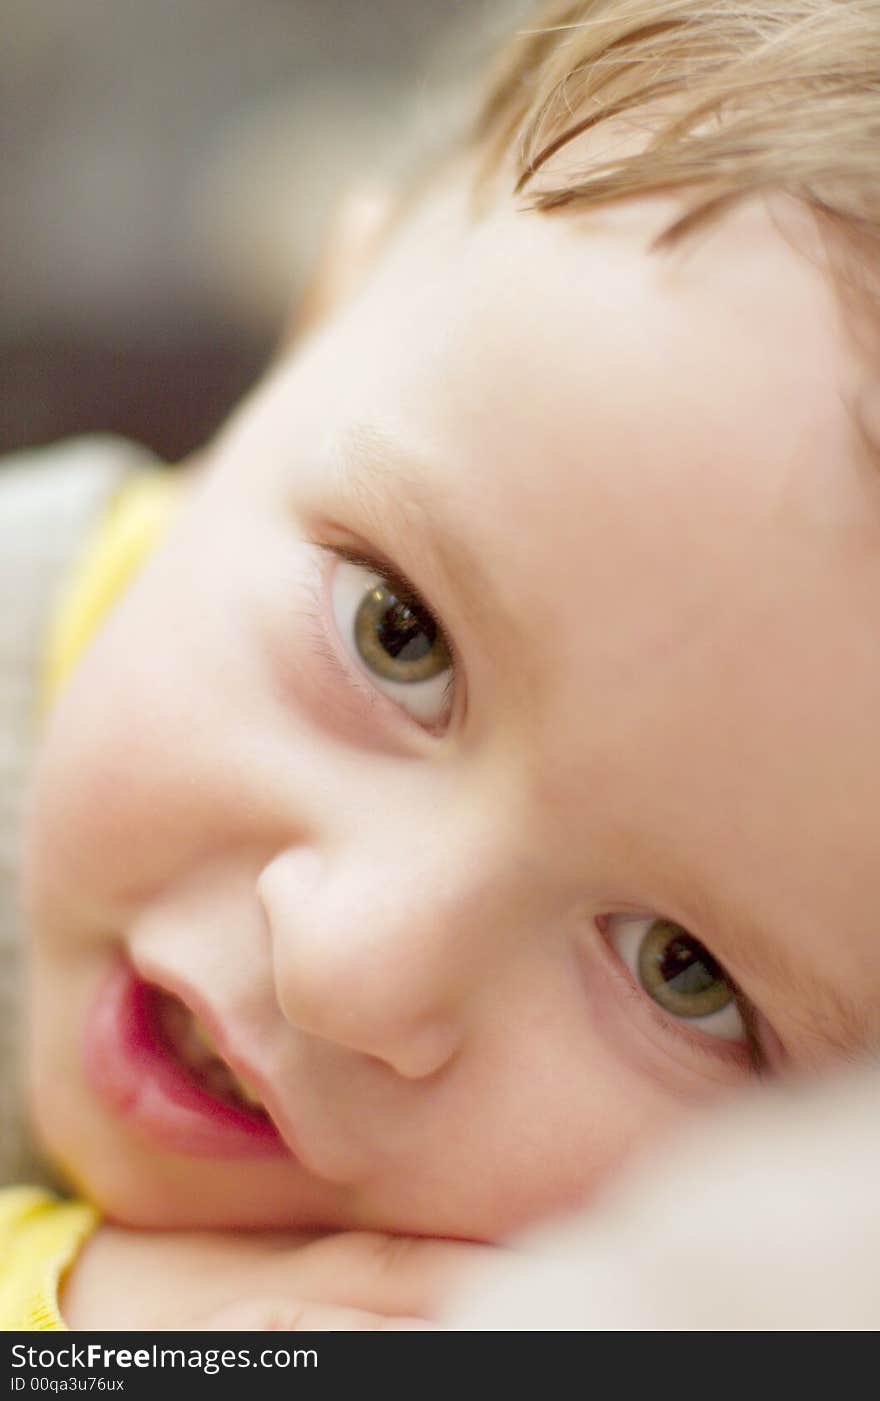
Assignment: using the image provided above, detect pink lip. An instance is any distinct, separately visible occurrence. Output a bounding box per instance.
[85,960,290,1159]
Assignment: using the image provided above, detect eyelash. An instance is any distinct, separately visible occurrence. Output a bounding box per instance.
[666,982,764,1075]
[303,538,457,724]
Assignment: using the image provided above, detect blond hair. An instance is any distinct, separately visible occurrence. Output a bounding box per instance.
[474,0,880,343]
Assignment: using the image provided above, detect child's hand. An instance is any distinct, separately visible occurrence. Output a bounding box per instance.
[61,1224,496,1331]
[184,1232,481,1331]
[194,1298,433,1332]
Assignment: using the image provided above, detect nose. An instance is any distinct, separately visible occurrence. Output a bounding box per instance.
[256,829,512,1080]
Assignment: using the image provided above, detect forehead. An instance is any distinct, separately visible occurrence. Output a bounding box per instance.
[245,172,880,1054]
[286,173,877,689]
[305,173,869,549]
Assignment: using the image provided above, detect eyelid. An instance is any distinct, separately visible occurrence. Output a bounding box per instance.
[313,540,444,627]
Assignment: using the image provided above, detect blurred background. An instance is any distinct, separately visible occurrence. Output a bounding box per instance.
[1,0,528,464]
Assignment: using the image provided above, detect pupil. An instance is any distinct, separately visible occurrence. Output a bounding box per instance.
[659,933,720,997]
[376,593,436,662]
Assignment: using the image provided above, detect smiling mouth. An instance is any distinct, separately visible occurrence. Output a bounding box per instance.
[150,988,266,1115]
[85,961,287,1158]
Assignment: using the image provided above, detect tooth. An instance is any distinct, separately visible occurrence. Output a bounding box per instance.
[156,996,188,1042]
[187,1019,263,1107]
[179,1027,211,1068]
[202,1061,240,1101]
[189,1017,220,1057]
[230,1073,263,1108]
[201,1060,263,1111]
[156,995,264,1111]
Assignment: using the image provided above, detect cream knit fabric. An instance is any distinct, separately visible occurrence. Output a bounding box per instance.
[0,435,157,1186]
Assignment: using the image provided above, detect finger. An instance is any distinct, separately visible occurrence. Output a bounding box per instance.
[263,1232,502,1320]
[198,1296,437,1332]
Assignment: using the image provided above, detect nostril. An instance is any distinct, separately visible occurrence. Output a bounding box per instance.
[257,846,465,1079]
[383,1020,462,1081]
[271,942,462,1080]
[256,848,323,911]
[276,968,460,1079]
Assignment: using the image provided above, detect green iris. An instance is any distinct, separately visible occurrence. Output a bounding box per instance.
[637,920,733,1018]
[354,583,450,684]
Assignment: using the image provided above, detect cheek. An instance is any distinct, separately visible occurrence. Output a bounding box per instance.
[23,641,171,940]
[24,940,117,1196]
[23,523,272,936]
[519,1065,680,1215]
[386,1004,701,1239]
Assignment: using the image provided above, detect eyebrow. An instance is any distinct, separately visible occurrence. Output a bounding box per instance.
[326,423,508,637]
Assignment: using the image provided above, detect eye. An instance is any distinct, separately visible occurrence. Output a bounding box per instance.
[330,556,454,723]
[608,915,745,1042]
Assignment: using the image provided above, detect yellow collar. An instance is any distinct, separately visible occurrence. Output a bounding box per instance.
[42,469,187,713]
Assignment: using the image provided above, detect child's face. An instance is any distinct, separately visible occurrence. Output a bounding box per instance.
[23,164,880,1238]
